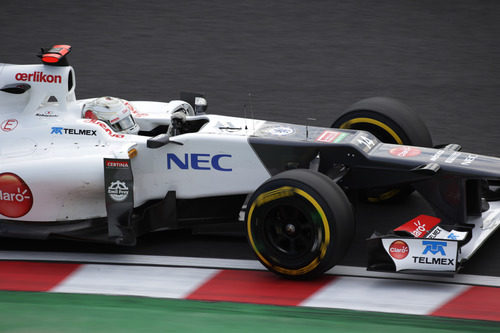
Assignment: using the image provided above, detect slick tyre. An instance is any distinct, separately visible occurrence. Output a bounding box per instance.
[246,169,354,280]
[332,97,433,202]
[333,97,432,146]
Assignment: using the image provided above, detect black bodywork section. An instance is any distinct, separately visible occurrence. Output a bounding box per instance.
[249,127,500,227]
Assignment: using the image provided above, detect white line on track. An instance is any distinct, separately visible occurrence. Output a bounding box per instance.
[1,250,500,288]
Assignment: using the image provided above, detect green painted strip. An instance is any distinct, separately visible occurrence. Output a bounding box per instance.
[334,132,348,143]
[0,291,498,332]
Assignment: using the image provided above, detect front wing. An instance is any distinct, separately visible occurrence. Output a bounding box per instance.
[367,203,500,274]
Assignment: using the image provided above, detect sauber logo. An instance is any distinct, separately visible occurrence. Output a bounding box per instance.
[388,240,409,260]
[0,173,33,218]
[15,72,62,84]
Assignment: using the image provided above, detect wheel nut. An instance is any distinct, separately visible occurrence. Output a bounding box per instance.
[285,224,296,235]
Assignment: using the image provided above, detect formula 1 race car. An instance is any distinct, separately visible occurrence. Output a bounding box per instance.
[1,45,500,279]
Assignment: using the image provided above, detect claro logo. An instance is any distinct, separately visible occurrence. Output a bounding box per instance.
[15,71,62,84]
[167,153,232,171]
[388,240,409,260]
[0,173,33,218]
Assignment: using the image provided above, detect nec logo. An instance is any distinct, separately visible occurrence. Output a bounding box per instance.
[422,240,446,256]
[167,153,232,171]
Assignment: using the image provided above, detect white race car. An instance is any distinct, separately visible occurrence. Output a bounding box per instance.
[2,45,500,279]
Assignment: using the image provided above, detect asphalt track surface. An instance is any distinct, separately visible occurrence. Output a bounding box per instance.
[2,1,500,277]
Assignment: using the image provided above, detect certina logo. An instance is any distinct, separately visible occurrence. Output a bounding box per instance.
[15,72,62,84]
[388,240,409,260]
[167,153,232,171]
[0,173,33,218]
[51,127,97,136]
[107,180,129,202]
[106,160,129,168]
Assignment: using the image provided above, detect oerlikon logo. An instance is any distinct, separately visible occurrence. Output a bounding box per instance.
[15,72,62,84]
[0,173,33,218]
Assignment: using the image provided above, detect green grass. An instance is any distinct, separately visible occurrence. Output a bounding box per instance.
[0,291,498,332]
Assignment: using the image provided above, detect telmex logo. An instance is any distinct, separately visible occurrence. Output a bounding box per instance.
[15,72,62,84]
[167,153,232,171]
[51,127,97,136]
[422,240,447,256]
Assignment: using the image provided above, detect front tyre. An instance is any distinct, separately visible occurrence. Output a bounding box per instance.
[246,169,354,279]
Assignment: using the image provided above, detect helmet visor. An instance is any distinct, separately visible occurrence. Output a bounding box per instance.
[111,115,136,132]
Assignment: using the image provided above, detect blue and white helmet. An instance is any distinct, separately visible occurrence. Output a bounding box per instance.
[83,96,139,134]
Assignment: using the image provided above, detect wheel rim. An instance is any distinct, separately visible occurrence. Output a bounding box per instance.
[264,204,316,257]
[247,185,332,276]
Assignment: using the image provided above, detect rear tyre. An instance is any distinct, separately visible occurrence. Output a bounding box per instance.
[246,169,354,279]
[331,97,432,202]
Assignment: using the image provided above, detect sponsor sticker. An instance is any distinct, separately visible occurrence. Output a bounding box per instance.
[107,180,129,202]
[461,154,478,166]
[388,240,409,260]
[316,130,348,143]
[105,160,129,168]
[394,215,441,238]
[389,146,421,158]
[51,127,97,136]
[1,119,18,132]
[0,173,33,218]
[445,151,461,163]
[426,226,468,241]
[35,111,58,118]
[261,126,295,136]
[167,153,232,171]
[357,135,376,151]
[15,72,62,84]
[430,150,445,162]
[382,238,457,272]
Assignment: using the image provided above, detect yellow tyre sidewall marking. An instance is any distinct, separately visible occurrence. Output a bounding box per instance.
[247,186,331,276]
[339,117,404,145]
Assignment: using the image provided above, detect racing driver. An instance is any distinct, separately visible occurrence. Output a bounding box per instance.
[83,96,140,134]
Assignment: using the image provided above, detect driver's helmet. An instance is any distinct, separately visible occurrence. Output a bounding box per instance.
[83,96,139,134]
